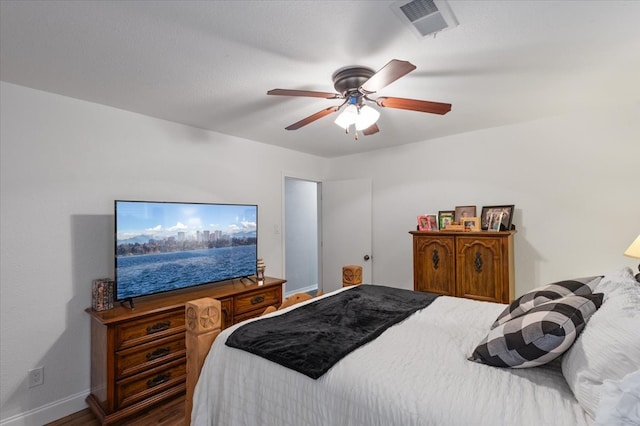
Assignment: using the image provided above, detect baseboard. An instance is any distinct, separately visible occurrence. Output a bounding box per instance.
[0,390,89,426]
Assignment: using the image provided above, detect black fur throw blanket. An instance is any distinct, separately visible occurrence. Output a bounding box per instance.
[225,285,440,379]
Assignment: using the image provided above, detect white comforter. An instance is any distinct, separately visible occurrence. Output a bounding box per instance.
[192,289,593,426]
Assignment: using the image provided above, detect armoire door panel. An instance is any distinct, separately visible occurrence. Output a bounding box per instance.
[456,237,503,303]
[413,235,456,296]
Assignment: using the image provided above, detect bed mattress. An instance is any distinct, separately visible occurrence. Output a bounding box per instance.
[191,288,593,426]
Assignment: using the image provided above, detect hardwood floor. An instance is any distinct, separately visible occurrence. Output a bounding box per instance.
[45,396,185,426]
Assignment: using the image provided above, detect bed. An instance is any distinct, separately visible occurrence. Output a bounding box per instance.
[185,267,640,426]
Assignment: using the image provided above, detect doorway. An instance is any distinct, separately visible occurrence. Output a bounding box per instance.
[283,176,373,296]
[284,177,320,296]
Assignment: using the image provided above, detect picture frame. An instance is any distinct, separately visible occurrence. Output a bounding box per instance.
[438,210,455,230]
[488,212,503,232]
[455,206,477,223]
[481,205,515,231]
[461,217,481,232]
[427,214,438,230]
[417,214,438,231]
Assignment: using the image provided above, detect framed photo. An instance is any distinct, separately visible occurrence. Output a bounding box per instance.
[461,217,481,232]
[481,205,515,231]
[417,214,438,231]
[455,205,476,223]
[438,210,455,230]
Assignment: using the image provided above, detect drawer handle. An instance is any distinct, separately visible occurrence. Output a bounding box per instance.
[146,321,171,335]
[475,252,483,273]
[145,347,171,361]
[251,295,265,305]
[146,372,171,389]
[432,249,440,269]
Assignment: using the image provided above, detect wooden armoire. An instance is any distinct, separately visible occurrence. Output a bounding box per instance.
[410,230,515,303]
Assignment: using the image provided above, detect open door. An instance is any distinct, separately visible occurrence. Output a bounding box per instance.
[321,178,372,293]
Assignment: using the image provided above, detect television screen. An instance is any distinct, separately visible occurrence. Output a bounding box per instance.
[115,200,257,301]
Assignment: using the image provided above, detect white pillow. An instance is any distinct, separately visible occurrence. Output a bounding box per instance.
[595,369,640,425]
[561,267,640,418]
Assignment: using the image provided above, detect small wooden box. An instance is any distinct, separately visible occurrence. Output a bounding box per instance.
[342,265,363,287]
[92,278,114,311]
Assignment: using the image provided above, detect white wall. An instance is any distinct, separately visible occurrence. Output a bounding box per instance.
[2,81,639,425]
[0,82,328,425]
[326,104,640,294]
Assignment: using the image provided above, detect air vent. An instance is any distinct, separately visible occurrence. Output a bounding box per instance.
[391,0,459,38]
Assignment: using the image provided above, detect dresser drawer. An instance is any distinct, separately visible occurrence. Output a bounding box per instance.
[115,334,185,379]
[234,286,281,315]
[115,309,185,350]
[115,358,186,409]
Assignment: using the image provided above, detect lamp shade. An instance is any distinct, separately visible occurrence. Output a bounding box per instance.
[334,105,357,129]
[355,105,380,131]
[624,234,640,259]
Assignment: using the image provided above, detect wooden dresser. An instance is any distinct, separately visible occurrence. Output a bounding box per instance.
[86,276,285,425]
[410,231,515,303]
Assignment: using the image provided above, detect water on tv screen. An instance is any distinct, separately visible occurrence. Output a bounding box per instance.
[115,200,257,301]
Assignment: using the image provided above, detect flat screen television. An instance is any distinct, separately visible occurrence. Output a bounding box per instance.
[115,200,257,304]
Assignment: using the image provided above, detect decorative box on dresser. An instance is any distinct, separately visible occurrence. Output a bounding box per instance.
[410,230,516,303]
[85,276,285,425]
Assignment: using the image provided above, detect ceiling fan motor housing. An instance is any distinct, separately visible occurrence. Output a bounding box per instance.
[332,66,375,95]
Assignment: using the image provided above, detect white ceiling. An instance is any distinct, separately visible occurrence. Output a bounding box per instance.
[1,1,639,158]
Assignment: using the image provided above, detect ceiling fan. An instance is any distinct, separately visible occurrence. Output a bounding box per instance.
[267,59,451,139]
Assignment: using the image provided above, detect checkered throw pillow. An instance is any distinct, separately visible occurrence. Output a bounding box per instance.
[492,276,602,329]
[469,293,604,368]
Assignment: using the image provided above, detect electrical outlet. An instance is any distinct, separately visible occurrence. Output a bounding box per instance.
[28,367,44,388]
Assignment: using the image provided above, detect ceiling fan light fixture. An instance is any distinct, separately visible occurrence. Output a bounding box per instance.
[334,104,358,129]
[269,59,450,136]
[355,105,380,131]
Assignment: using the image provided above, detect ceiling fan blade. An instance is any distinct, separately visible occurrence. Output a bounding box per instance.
[376,97,452,115]
[362,123,379,136]
[285,106,340,130]
[268,89,340,99]
[359,60,417,94]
